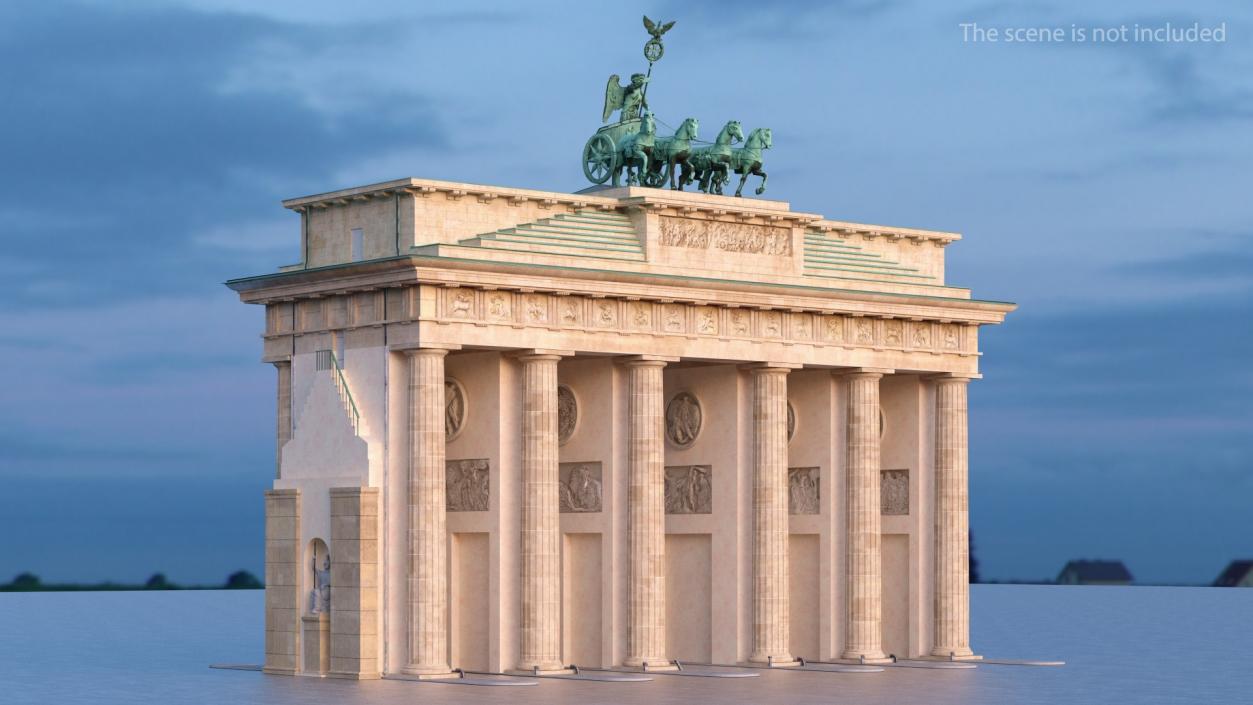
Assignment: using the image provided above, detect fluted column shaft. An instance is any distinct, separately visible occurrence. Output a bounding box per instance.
[624,359,667,667]
[272,360,291,479]
[518,354,564,672]
[843,371,888,661]
[404,349,451,675]
[749,366,795,664]
[933,377,974,658]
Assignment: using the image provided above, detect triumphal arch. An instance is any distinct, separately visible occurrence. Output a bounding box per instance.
[229,176,1014,678]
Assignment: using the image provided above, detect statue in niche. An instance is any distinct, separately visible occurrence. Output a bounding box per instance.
[665,392,702,447]
[559,463,603,512]
[309,553,331,614]
[445,378,466,440]
[789,467,820,515]
[557,385,578,445]
[881,469,909,515]
[447,459,490,511]
[664,465,712,514]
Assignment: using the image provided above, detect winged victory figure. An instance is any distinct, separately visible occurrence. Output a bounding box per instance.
[602,73,649,123]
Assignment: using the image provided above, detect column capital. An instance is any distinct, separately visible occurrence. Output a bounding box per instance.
[834,366,894,379]
[391,342,461,356]
[740,361,802,373]
[616,354,679,367]
[927,372,981,382]
[509,348,574,362]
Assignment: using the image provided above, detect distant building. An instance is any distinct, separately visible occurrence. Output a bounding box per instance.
[1056,560,1133,585]
[1213,561,1253,587]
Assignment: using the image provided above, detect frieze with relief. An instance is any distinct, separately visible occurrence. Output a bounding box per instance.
[881,469,909,515]
[559,462,602,513]
[447,458,490,511]
[658,216,792,256]
[664,465,712,514]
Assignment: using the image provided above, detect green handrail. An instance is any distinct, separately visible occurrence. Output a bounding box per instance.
[316,349,360,434]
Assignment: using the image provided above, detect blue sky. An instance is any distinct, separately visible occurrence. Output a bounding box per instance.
[0,0,1249,585]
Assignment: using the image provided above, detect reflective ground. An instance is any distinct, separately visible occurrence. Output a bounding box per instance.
[2,584,1249,704]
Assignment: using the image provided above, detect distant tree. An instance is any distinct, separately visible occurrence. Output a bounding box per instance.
[144,573,173,590]
[11,573,41,590]
[225,570,263,589]
[969,532,981,584]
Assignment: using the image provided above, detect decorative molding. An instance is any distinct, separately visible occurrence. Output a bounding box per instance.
[447,458,490,511]
[881,468,909,515]
[788,467,820,515]
[664,465,712,514]
[665,392,702,448]
[558,462,602,513]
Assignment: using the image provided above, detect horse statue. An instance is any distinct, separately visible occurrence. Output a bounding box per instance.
[616,111,656,186]
[649,117,699,190]
[731,127,772,197]
[684,120,743,195]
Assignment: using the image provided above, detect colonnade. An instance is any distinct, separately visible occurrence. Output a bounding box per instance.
[393,349,973,671]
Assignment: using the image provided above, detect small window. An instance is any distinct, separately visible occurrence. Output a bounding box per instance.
[350,228,363,262]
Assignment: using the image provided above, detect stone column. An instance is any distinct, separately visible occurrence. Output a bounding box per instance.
[748,365,798,665]
[932,376,977,659]
[273,360,291,479]
[403,348,453,677]
[842,369,890,662]
[623,357,668,668]
[517,353,565,673]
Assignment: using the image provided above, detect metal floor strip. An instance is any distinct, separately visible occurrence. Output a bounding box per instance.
[208,664,262,671]
[974,658,1066,667]
[590,667,759,679]
[463,669,651,683]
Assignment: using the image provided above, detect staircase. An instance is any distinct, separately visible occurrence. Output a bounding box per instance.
[314,350,360,435]
[457,209,644,262]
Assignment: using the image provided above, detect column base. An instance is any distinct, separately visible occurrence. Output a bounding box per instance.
[400,666,460,680]
[743,657,803,669]
[621,659,681,672]
[837,651,895,665]
[924,651,983,662]
[506,666,577,676]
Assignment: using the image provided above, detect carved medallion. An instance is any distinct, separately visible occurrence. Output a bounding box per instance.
[665,392,702,448]
[789,467,820,515]
[824,315,844,343]
[559,298,581,325]
[911,323,931,348]
[557,385,578,445]
[447,458,490,511]
[525,295,549,323]
[885,320,903,346]
[445,378,467,441]
[559,462,602,513]
[855,318,874,345]
[486,292,511,320]
[696,308,718,335]
[630,301,651,328]
[595,300,617,327]
[664,465,713,514]
[787,402,796,441]
[881,469,909,515]
[448,289,474,318]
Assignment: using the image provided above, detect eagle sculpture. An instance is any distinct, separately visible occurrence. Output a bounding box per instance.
[643,16,675,40]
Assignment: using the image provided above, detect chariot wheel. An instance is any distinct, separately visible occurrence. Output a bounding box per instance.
[641,160,669,188]
[582,133,617,185]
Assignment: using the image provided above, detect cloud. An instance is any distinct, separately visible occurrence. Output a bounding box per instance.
[0,2,446,310]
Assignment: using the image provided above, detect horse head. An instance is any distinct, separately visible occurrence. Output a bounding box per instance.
[721,120,744,145]
[639,111,656,136]
[675,117,699,141]
[747,127,772,150]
